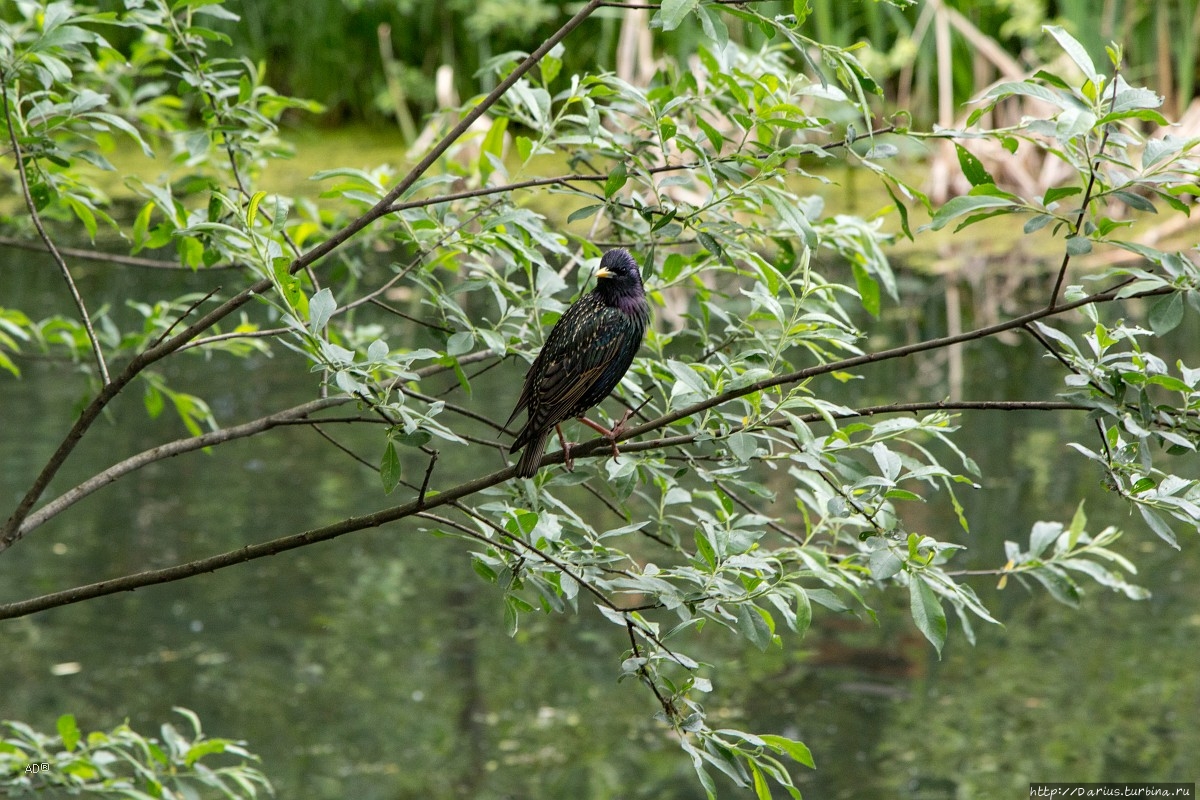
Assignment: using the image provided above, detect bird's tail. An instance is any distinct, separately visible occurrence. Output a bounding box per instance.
[514,428,550,478]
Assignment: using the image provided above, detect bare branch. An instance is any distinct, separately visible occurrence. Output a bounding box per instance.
[15,398,346,538]
[0,235,229,270]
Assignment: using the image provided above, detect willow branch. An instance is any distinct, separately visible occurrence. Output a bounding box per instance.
[1048,66,1122,309]
[0,0,608,547]
[9,348,499,543]
[0,282,1169,619]
[0,236,222,270]
[2,83,109,385]
[614,281,1171,448]
[381,126,897,216]
[14,398,346,538]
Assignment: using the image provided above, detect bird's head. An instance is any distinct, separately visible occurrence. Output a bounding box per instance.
[594,249,642,288]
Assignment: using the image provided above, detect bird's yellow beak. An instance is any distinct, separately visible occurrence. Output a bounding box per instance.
[595,266,613,279]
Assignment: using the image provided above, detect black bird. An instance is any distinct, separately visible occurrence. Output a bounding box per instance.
[506,249,650,478]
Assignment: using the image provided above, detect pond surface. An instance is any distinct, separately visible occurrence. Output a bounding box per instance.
[1,234,1198,798]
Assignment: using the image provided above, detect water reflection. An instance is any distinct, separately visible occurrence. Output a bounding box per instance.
[2,248,1198,798]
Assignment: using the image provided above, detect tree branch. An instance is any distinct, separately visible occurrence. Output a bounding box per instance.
[0,280,1173,617]
[0,0,609,547]
[14,398,346,538]
[2,82,109,385]
[1048,66,1122,309]
[0,236,225,270]
[613,281,1171,449]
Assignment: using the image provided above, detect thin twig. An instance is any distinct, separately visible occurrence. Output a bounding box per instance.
[1048,66,1123,309]
[626,619,676,720]
[0,236,230,270]
[368,297,454,333]
[418,450,438,509]
[182,326,291,351]
[310,424,378,471]
[450,501,621,610]
[149,287,221,350]
[713,480,805,545]
[414,511,524,558]
[2,82,110,385]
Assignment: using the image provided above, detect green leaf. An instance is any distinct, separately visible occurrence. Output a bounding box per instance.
[131,202,154,253]
[567,204,603,224]
[1028,566,1081,606]
[272,257,306,313]
[696,231,725,261]
[1028,520,1061,558]
[246,190,266,227]
[760,734,816,768]
[1149,292,1184,336]
[981,81,1066,109]
[57,714,80,752]
[1024,214,1054,234]
[144,383,165,419]
[380,441,401,495]
[1065,235,1092,255]
[869,545,904,580]
[954,143,994,187]
[479,117,509,180]
[446,331,474,356]
[925,195,1019,231]
[1067,500,1087,549]
[0,350,20,378]
[184,738,228,767]
[726,432,756,462]
[1096,108,1170,127]
[694,529,718,569]
[736,603,773,651]
[1110,190,1158,213]
[883,180,912,241]
[750,760,771,800]
[697,117,724,151]
[1137,505,1180,549]
[851,261,880,317]
[395,430,432,448]
[909,576,946,657]
[604,161,628,198]
[514,135,533,162]
[1044,25,1098,87]
[658,0,699,32]
[1043,185,1081,206]
[309,288,336,334]
[503,595,521,636]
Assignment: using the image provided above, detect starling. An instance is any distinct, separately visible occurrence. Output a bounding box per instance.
[506,249,650,478]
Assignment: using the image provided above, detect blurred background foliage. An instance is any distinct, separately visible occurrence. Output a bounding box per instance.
[78,0,1199,129]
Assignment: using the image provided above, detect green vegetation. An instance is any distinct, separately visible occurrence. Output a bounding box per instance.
[2,0,1199,796]
[84,0,1197,129]
[1,709,270,797]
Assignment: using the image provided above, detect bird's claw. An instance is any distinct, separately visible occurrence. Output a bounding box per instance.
[555,423,577,472]
[578,410,635,464]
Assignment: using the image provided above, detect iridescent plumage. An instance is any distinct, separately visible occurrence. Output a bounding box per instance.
[507,249,650,477]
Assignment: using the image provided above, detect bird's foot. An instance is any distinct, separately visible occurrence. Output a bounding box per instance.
[555,424,577,472]
[578,409,635,462]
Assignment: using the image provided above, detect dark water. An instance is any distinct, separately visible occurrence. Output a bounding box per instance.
[2,246,1197,798]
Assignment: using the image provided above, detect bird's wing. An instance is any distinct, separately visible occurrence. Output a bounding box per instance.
[531,307,632,427]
